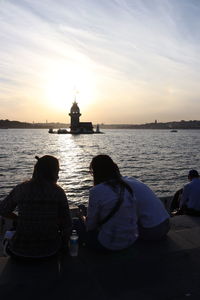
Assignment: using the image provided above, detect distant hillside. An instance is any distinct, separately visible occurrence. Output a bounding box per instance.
[0,119,68,129]
[100,120,200,129]
[1,119,200,129]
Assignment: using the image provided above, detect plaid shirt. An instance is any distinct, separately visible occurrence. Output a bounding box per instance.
[0,181,72,257]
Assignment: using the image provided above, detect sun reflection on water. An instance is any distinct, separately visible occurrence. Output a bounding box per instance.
[1,129,200,207]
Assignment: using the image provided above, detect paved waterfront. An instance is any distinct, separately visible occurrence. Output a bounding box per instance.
[1,215,200,299]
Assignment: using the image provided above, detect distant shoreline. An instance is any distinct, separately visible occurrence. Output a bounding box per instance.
[1,119,200,130]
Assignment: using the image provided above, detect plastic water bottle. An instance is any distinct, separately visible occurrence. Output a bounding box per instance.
[69,230,79,256]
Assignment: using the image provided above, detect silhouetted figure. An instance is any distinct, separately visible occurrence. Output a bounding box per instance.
[0,155,72,258]
[78,155,137,251]
[179,170,200,216]
[170,170,200,216]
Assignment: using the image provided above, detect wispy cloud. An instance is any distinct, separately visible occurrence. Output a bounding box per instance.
[0,0,200,123]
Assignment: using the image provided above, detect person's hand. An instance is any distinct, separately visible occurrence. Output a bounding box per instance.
[81,215,86,222]
[78,204,87,215]
[171,209,184,217]
[76,212,86,222]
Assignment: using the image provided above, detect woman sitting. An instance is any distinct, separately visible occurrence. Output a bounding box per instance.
[0,155,72,258]
[84,154,170,251]
[84,155,138,251]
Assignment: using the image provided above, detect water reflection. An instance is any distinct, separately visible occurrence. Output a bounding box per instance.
[1,129,200,206]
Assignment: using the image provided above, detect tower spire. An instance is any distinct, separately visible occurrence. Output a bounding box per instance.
[73,87,79,104]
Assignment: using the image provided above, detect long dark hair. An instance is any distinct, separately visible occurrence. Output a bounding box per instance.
[32,155,59,184]
[90,155,133,194]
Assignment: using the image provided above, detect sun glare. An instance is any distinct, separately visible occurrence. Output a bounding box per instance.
[44,62,95,112]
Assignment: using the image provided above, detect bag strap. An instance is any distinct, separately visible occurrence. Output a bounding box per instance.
[98,185,125,227]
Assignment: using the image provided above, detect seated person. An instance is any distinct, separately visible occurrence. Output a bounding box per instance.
[82,155,169,251]
[124,176,170,241]
[179,169,200,216]
[0,155,72,258]
[85,155,138,251]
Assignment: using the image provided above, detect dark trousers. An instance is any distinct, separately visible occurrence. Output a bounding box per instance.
[170,188,183,212]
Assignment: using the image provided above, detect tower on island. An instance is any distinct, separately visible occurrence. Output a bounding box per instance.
[69,101,94,133]
[69,101,81,132]
[49,100,102,134]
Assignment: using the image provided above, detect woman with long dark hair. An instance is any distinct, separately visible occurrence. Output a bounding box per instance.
[85,154,169,251]
[0,155,72,258]
[85,154,138,251]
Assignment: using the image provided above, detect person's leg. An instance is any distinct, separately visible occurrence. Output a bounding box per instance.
[138,218,170,241]
[170,188,183,212]
[5,244,59,261]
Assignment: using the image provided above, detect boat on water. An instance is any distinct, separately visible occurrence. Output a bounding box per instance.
[170,129,178,132]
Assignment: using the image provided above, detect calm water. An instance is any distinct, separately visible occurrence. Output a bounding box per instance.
[0,128,200,207]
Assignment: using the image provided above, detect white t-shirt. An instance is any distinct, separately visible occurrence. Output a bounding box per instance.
[180,178,200,210]
[86,181,138,250]
[123,177,169,228]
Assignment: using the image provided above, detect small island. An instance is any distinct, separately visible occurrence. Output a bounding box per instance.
[49,101,102,134]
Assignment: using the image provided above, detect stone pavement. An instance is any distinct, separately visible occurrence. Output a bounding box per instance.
[0,215,200,299]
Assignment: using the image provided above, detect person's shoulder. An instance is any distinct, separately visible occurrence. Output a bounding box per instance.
[54,184,66,194]
[90,182,113,198]
[189,178,200,187]
[51,184,68,203]
[123,176,143,186]
[90,182,108,192]
[14,180,31,191]
[184,181,192,188]
[193,178,200,183]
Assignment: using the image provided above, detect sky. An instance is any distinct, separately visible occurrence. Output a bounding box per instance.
[0,0,200,124]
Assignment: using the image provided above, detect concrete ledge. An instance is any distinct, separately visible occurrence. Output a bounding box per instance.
[1,216,200,299]
[170,215,200,230]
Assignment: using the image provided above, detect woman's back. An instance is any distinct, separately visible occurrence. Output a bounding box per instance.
[123,176,169,228]
[7,180,71,257]
[0,155,72,258]
[87,182,138,250]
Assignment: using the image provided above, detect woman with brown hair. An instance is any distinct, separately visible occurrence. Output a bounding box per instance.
[84,154,138,251]
[0,155,72,258]
[83,154,169,251]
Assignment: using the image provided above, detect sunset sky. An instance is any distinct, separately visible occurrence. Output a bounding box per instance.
[0,0,200,124]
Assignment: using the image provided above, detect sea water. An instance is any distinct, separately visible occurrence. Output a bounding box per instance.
[0,128,200,206]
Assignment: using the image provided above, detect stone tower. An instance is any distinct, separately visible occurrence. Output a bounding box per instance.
[69,101,81,132]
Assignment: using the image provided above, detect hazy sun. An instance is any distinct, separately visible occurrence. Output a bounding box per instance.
[44,62,95,112]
